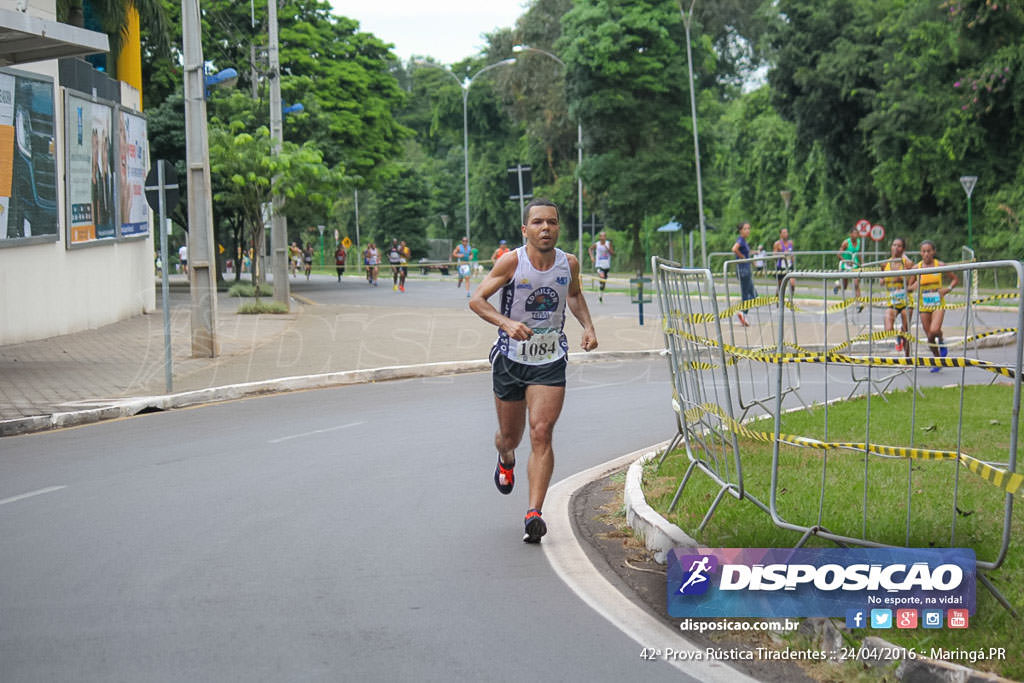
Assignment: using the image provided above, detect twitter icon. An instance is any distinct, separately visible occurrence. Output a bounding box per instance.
[870,609,893,628]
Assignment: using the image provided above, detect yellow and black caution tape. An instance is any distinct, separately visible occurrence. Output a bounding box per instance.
[718,295,804,319]
[664,291,1018,323]
[946,328,1018,347]
[677,402,1024,497]
[661,323,1016,378]
[917,292,1020,313]
[825,296,892,313]
[832,354,1016,378]
[828,329,915,354]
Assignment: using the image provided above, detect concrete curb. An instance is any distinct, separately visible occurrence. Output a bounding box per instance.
[624,446,699,563]
[0,349,666,438]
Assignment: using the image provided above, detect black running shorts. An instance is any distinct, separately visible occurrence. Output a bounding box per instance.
[490,351,567,401]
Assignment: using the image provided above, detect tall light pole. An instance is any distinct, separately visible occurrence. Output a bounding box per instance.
[414,59,515,248]
[512,45,586,264]
[181,0,219,356]
[268,0,289,308]
[680,0,708,268]
[780,189,792,233]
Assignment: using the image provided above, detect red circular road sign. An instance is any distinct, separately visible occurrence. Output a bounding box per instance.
[856,219,871,237]
[870,224,886,242]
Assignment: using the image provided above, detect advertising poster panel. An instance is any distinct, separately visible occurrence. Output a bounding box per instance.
[118,109,149,237]
[0,68,58,242]
[66,92,116,245]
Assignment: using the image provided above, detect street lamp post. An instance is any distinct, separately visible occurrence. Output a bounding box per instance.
[780,189,792,233]
[414,59,515,249]
[268,0,289,309]
[960,175,978,250]
[512,45,585,264]
[681,0,708,268]
[181,0,219,356]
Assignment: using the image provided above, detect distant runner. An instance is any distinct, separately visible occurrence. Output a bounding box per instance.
[588,232,615,303]
[907,241,958,372]
[453,236,473,298]
[882,237,914,356]
[772,227,795,297]
[835,226,864,311]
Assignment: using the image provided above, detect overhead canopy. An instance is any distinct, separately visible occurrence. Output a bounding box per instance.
[0,8,108,67]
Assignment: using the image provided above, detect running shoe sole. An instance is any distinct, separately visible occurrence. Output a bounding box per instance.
[523,512,546,543]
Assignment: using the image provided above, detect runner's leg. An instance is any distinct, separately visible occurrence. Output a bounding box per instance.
[494,396,526,466]
[524,384,565,512]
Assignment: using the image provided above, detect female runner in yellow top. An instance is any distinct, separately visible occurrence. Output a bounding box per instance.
[907,240,959,372]
[882,237,914,357]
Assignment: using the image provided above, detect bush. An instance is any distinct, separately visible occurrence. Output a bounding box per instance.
[228,283,274,297]
[237,300,289,314]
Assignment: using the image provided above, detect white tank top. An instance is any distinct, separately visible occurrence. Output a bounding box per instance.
[494,246,571,365]
[593,241,612,269]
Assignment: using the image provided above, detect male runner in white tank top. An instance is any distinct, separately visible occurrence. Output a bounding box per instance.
[469,198,598,543]
[588,232,615,302]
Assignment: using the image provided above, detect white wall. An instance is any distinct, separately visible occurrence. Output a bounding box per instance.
[0,2,156,345]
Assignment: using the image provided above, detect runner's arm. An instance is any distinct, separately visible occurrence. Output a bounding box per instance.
[731,240,743,259]
[566,255,598,352]
[468,251,532,341]
[943,266,959,295]
[906,267,918,292]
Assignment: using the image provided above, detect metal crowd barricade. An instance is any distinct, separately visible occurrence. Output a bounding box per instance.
[769,260,1023,610]
[708,250,840,276]
[833,256,916,400]
[720,255,806,418]
[653,257,770,533]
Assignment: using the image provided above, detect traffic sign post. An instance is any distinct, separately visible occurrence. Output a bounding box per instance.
[317,224,326,266]
[870,223,885,264]
[145,160,181,394]
[960,175,978,249]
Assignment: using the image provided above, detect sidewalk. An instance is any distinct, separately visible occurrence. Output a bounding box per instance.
[0,276,665,434]
[2,275,1008,436]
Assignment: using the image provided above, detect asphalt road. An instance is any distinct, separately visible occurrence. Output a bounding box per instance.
[0,359,694,683]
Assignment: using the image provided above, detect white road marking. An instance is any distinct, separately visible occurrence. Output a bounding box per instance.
[543,449,759,683]
[268,421,366,444]
[0,486,67,506]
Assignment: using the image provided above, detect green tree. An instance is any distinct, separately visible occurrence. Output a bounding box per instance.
[209,121,342,284]
[558,0,694,268]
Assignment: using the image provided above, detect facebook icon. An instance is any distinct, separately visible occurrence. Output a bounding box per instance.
[846,609,866,629]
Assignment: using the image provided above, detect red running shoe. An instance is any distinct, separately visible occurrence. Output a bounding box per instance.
[494,455,515,495]
[523,509,546,543]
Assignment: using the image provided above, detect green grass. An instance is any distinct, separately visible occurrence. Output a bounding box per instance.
[646,384,1023,679]
[228,283,274,298]
[236,300,289,314]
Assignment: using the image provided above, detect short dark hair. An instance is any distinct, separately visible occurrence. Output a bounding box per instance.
[736,222,749,233]
[525,197,559,220]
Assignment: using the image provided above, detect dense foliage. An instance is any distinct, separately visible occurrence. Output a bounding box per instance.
[137,0,1023,272]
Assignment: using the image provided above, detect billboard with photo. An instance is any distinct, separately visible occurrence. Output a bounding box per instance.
[65,91,116,245]
[0,68,59,243]
[118,109,149,237]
